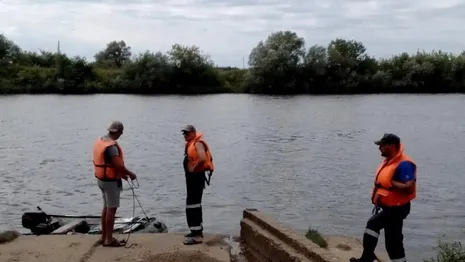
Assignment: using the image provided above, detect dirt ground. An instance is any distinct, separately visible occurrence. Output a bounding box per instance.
[325,235,390,261]
[0,231,390,262]
[0,233,231,262]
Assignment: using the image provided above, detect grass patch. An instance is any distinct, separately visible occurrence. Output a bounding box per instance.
[0,230,20,244]
[424,240,465,262]
[305,227,328,248]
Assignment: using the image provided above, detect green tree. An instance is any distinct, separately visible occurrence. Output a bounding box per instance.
[167,44,220,94]
[3,30,465,95]
[0,34,21,64]
[94,40,132,68]
[302,45,328,93]
[244,30,306,94]
[325,38,376,93]
[168,43,213,69]
[120,51,173,93]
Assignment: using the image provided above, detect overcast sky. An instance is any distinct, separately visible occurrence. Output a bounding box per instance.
[1,0,464,67]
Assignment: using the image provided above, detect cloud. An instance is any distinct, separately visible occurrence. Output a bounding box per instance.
[0,0,465,67]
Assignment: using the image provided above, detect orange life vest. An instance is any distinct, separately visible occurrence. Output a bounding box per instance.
[186,133,214,173]
[371,143,416,207]
[92,138,124,181]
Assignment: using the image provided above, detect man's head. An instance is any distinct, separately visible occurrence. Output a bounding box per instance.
[107,121,124,140]
[182,125,196,141]
[374,133,401,158]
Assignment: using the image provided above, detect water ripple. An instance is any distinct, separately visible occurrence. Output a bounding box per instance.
[0,94,464,261]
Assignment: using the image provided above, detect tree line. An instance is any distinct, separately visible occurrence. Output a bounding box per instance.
[1,31,465,95]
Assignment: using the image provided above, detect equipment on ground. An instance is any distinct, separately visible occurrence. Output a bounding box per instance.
[21,206,168,236]
[21,178,165,251]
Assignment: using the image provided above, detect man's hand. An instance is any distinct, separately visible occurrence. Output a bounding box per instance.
[120,173,129,180]
[129,172,137,180]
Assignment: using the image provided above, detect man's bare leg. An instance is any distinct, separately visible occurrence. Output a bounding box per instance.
[100,207,107,243]
[104,207,117,244]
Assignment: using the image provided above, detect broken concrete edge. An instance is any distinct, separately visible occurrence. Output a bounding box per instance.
[241,219,321,262]
[241,208,343,262]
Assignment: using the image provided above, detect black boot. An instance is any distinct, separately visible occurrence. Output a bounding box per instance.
[349,254,379,262]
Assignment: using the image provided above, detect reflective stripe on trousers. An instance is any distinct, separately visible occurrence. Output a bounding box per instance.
[361,203,410,261]
[364,228,379,239]
[189,224,203,231]
[186,204,201,209]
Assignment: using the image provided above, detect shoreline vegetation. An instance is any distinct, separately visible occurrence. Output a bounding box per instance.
[2,31,465,95]
[304,228,465,262]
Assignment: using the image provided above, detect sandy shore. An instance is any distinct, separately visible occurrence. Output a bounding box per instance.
[0,233,391,262]
[325,235,389,261]
[0,233,232,262]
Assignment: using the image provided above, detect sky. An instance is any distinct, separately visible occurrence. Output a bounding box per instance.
[1,0,465,67]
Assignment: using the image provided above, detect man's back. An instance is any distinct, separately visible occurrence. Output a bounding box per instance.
[101,135,120,164]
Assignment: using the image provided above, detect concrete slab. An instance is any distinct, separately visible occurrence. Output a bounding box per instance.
[0,208,394,262]
[0,234,231,262]
[86,233,231,262]
[240,209,390,262]
[0,235,100,262]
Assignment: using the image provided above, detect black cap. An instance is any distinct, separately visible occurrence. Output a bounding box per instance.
[181,125,196,133]
[374,133,400,145]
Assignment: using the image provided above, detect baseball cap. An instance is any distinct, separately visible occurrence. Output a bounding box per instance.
[108,121,124,132]
[374,133,400,145]
[181,125,196,133]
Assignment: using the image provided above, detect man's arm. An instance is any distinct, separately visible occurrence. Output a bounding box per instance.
[391,161,416,193]
[106,145,136,180]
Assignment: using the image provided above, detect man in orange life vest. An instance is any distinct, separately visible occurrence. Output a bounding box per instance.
[93,121,137,247]
[181,125,215,245]
[351,133,416,262]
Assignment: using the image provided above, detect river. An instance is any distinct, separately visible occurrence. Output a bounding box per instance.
[0,93,464,260]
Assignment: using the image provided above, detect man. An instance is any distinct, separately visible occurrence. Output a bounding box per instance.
[93,121,137,247]
[351,133,416,262]
[181,125,214,245]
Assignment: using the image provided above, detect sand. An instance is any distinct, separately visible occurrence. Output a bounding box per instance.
[0,231,390,262]
[325,235,390,262]
[0,233,232,262]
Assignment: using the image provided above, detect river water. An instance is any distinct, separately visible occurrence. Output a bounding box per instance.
[0,94,464,260]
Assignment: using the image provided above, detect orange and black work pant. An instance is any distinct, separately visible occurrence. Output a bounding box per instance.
[360,202,410,262]
[185,172,205,237]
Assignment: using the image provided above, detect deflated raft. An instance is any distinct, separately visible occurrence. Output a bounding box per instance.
[21,206,168,235]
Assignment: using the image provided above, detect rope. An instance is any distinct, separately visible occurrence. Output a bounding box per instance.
[123,178,150,248]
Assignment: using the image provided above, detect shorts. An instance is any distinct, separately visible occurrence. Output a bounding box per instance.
[97,179,121,208]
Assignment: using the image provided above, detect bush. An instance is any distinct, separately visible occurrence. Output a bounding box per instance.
[0,230,20,244]
[305,227,328,248]
[425,240,465,262]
